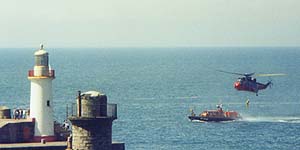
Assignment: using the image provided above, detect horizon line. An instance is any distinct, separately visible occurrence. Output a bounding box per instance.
[0,45,300,49]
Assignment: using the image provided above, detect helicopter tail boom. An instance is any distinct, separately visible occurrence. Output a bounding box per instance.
[257,81,272,90]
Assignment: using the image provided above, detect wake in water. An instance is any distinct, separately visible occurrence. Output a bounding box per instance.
[241,116,300,123]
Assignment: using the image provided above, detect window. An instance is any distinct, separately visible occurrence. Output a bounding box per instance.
[47,100,50,107]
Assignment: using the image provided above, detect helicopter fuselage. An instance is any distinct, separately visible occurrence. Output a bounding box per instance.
[216,70,282,96]
[234,78,271,95]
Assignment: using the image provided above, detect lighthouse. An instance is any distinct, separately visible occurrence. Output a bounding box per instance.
[28,44,56,142]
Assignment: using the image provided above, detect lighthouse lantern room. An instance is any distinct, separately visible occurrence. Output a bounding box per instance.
[28,44,56,142]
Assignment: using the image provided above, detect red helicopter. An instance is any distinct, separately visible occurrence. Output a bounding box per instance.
[217,70,286,96]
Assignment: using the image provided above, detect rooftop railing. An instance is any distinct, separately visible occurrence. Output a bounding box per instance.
[68,103,117,120]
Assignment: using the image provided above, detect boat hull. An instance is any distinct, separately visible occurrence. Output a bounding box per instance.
[188,116,239,122]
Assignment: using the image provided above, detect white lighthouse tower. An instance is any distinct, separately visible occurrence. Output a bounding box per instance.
[28,44,56,142]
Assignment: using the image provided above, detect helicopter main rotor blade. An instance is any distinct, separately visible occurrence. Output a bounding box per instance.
[256,73,287,77]
[216,70,255,77]
[216,70,244,76]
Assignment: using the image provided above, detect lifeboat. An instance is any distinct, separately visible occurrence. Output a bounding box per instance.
[188,104,241,122]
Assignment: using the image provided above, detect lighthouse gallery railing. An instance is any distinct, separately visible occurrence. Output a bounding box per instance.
[28,70,55,77]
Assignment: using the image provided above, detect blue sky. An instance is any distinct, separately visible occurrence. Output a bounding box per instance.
[0,0,299,48]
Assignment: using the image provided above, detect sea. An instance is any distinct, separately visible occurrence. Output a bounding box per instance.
[0,47,299,150]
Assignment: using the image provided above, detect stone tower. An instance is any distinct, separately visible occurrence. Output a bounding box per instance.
[69,91,118,150]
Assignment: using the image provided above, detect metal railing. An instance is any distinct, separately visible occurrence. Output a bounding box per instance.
[107,104,117,119]
[68,103,117,120]
[28,70,55,77]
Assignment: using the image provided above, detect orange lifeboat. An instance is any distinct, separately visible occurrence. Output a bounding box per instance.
[188,104,241,122]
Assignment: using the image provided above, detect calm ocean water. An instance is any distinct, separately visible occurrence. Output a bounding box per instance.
[0,47,299,149]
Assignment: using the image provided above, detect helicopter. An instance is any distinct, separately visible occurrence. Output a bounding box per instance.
[217,70,286,96]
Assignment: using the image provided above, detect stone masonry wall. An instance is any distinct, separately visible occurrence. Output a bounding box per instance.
[71,118,112,150]
[0,109,11,119]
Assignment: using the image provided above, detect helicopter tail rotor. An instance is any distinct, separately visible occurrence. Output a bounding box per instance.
[270,81,273,88]
[267,80,273,88]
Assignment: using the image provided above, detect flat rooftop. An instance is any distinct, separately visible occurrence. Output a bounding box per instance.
[0,119,33,128]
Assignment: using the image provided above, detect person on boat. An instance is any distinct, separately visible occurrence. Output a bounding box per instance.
[216,104,223,112]
[190,109,195,116]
